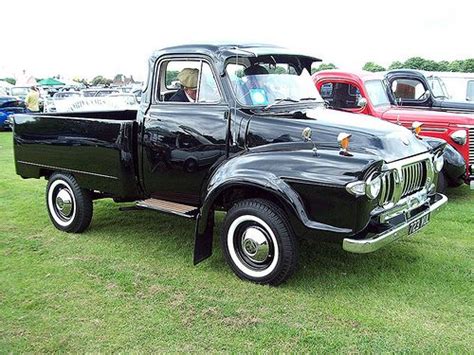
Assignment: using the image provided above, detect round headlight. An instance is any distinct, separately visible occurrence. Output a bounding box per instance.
[450,130,467,145]
[365,173,382,200]
[434,153,444,173]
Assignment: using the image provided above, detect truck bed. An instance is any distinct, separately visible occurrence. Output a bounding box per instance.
[13,110,142,198]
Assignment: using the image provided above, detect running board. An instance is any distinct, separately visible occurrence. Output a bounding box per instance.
[136,198,198,218]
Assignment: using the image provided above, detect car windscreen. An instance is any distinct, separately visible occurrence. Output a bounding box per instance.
[365,80,391,107]
[0,97,24,108]
[226,62,323,107]
[11,88,29,97]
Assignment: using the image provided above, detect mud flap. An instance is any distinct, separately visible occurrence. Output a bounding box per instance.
[193,211,215,264]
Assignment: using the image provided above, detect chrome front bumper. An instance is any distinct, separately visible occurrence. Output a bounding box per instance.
[343,193,448,253]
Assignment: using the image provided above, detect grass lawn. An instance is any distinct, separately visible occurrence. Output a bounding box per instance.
[0,131,473,352]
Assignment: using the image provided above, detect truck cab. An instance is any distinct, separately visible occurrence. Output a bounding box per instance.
[385,69,474,113]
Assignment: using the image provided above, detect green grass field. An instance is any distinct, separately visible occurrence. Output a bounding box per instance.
[0,132,472,352]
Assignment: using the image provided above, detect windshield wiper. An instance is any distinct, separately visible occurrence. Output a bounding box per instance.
[263,97,299,111]
[299,97,318,101]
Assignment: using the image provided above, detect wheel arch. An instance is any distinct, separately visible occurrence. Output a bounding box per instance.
[193,178,305,265]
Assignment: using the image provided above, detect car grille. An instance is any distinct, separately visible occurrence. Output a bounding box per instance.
[469,128,474,166]
[379,160,428,205]
[400,161,427,197]
[379,172,395,204]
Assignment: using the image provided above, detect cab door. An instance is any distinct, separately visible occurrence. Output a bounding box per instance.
[141,57,228,205]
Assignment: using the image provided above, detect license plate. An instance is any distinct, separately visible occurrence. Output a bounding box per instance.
[408,213,430,235]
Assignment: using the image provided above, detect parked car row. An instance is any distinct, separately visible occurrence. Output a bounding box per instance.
[312,70,474,189]
[13,44,458,285]
[43,88,140,113]
[0,96,27,130]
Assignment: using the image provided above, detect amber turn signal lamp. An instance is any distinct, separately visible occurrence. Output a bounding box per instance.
[412,121,423,137]
[338,132,352,154]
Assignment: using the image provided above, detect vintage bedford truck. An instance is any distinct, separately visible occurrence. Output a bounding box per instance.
[313,70,473,190]
[13,44,447,285]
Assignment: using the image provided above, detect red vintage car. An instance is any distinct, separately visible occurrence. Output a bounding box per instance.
[313,70,474,189]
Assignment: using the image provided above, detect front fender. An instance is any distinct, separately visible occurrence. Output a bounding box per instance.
[423,136,465,183]
[193,147,383,264]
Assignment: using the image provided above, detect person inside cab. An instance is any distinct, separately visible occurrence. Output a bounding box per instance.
[169,68,199,102]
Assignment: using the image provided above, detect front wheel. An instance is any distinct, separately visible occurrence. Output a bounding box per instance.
[220,199,298,285]
[46,173,93,233]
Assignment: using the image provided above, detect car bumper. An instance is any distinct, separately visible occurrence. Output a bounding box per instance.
[343,193,448,253]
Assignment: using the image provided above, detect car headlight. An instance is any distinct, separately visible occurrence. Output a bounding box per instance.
[365,172,382,200]
[346,181,365,196]
[433,152,444,172]
[346,172,382,200]
[450,130,467,145]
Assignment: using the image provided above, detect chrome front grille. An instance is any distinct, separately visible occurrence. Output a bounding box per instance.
[469,128,474,165]
[379,159,428,205]
[379,172,395,205]
[400,161,427,198]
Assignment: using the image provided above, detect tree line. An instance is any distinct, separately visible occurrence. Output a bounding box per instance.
[362,57,474,73]
[2,57,473,86]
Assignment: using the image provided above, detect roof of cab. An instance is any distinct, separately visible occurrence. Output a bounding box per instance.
[312,69,385,83]
[150,43,322,63]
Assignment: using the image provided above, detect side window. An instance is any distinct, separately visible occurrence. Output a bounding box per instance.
[198,63,221,103]
[320,83,333,99]
[391,79,426,100]
[324,82,362,109]
[466,80,474,101]
[158,60,221,103]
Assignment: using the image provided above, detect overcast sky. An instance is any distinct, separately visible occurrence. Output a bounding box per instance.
[1,0,473,81]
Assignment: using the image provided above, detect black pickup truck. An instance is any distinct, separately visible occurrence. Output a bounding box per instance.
[13,44,447,285]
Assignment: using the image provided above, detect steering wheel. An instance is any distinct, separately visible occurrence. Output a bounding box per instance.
[416,90,428,100]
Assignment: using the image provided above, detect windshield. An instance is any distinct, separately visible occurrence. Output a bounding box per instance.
[226,62,323,108]
[53,92,81,100]
[365,80,391,107]
[11,88,29,97]
[427,76,449,99]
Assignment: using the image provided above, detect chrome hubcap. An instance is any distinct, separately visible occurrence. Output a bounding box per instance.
[55,188,73,218]
[241,226,270,263]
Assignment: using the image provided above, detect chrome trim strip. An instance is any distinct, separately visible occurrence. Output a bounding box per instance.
[384,152,432,170]
[342,193,448,254]
[17,160,119,180]
[469,128,474,165]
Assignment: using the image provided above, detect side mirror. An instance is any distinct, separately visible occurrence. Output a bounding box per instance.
[357,97,368,108]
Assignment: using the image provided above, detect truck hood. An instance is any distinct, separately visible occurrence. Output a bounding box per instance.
[438,99,474,113]
[380,106,474,126]
[245,107,432,163]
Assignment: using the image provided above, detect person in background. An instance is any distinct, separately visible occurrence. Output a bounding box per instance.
[169,68,199,102]
[25,86,40,112]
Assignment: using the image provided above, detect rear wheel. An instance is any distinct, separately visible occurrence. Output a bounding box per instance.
[46,173,93,233]
[220,199,298,285]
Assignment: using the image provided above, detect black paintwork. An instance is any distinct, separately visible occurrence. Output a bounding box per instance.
[385,69,474,113]
[12,44,442,264]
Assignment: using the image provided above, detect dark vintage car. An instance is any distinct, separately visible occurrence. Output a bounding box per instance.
[0,96,27,130]
[13,44,447,285]
[385,69,474,113]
